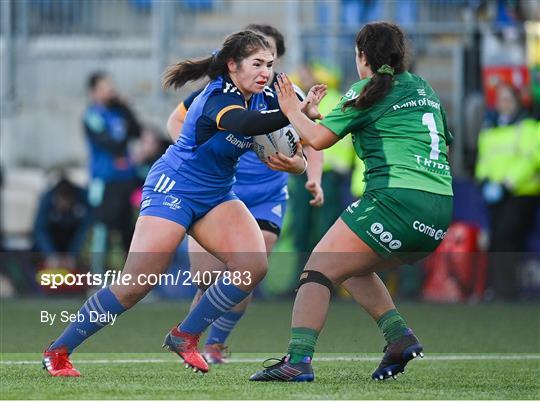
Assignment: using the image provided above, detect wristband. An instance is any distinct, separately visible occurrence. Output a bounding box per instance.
[299,157,308,175]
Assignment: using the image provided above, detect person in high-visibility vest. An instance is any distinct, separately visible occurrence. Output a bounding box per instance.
[475,82,540,300]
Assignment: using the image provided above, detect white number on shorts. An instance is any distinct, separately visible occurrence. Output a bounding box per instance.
[422,112,440,160]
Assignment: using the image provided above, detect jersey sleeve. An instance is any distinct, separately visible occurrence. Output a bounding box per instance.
[319,80,368,139]
[177,101,188,120]
[183,88,204,110]
[203,90,246,130]
[264,88,280,110]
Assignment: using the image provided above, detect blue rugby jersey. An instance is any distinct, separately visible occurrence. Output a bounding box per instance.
[162,75,278,191]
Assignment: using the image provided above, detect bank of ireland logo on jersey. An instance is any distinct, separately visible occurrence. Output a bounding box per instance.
[163,195,181,210]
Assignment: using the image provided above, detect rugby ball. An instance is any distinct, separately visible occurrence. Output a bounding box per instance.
[252,125,299,161]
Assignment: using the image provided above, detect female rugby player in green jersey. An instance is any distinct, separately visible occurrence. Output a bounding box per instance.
[250,21,453,382]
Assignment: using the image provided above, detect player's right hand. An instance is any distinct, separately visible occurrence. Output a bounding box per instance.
[305,180,324,207]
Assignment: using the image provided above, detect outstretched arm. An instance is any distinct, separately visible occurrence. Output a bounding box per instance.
[275,74,339,151]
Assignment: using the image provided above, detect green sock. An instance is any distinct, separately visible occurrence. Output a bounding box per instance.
[287,327,319,364]
[377,309,408,344]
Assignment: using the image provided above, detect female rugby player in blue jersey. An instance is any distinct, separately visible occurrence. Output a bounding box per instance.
[167,24,324,365]
[42,30,325,377]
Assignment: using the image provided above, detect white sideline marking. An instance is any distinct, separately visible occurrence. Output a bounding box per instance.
[2,354,540,365]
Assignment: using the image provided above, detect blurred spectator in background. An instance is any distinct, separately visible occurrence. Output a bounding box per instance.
[0,166,3,252]
[288,63,357,267]
[287,65,326,260]
[33,176,92,268]
[84,71,141,260]
[130,125,170,210]
[132,125,170,182]
[475,82,540,300]
[311,63,356,242]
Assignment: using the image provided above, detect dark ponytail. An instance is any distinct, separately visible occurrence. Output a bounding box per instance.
[162,30,270,91]
[162,57,213,90]
[344,22,409,110]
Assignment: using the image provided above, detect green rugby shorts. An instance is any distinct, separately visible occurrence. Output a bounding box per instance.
[340,188,453,262]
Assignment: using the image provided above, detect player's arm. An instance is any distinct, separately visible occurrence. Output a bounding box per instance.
[440,106,453,154]
[166,102,187,142]
[218,108,291,136]
[264,91,322,177]
[167,89,203,142]
[265,142,308,175]
[204,87,290,136]
[275,74,340,150]
[276,75,350,150]
[304,144,324,206]
[279,108,339,150]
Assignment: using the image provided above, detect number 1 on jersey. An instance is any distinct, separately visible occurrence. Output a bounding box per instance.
[422,112,440,160]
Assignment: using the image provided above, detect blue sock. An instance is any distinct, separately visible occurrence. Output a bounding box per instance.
[206,311,244,345]
[49,287,126,353]
[179,279,249,335]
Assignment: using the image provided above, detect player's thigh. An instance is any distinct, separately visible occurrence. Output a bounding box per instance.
[303,218,397,284]
[126,216,186,272]
[112,216,186,303]
[190,200,267,274]
[262,229,278,254]
[248,198,286,252]
[188,235,227,273]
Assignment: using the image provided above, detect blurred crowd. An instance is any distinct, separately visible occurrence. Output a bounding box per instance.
[1,0,539,302]
[2,60,538,303]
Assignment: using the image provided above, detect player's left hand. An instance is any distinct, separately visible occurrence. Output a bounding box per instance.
[305,180,324,207]
[266,142,306,174]
[275,73,303,117]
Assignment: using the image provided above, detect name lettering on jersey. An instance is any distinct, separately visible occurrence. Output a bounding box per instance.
[413,154,451,174]
[392,97,440,111]
[226,133,251,149]
[223,82,242,96]
[344,89,359,100]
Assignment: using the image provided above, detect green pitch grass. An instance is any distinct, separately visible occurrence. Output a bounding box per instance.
[1,299,539,399]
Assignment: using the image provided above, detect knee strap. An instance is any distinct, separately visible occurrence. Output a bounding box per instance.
[296,270,334,293]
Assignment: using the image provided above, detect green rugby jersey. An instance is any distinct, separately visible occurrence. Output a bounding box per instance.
[320,72,453,196]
